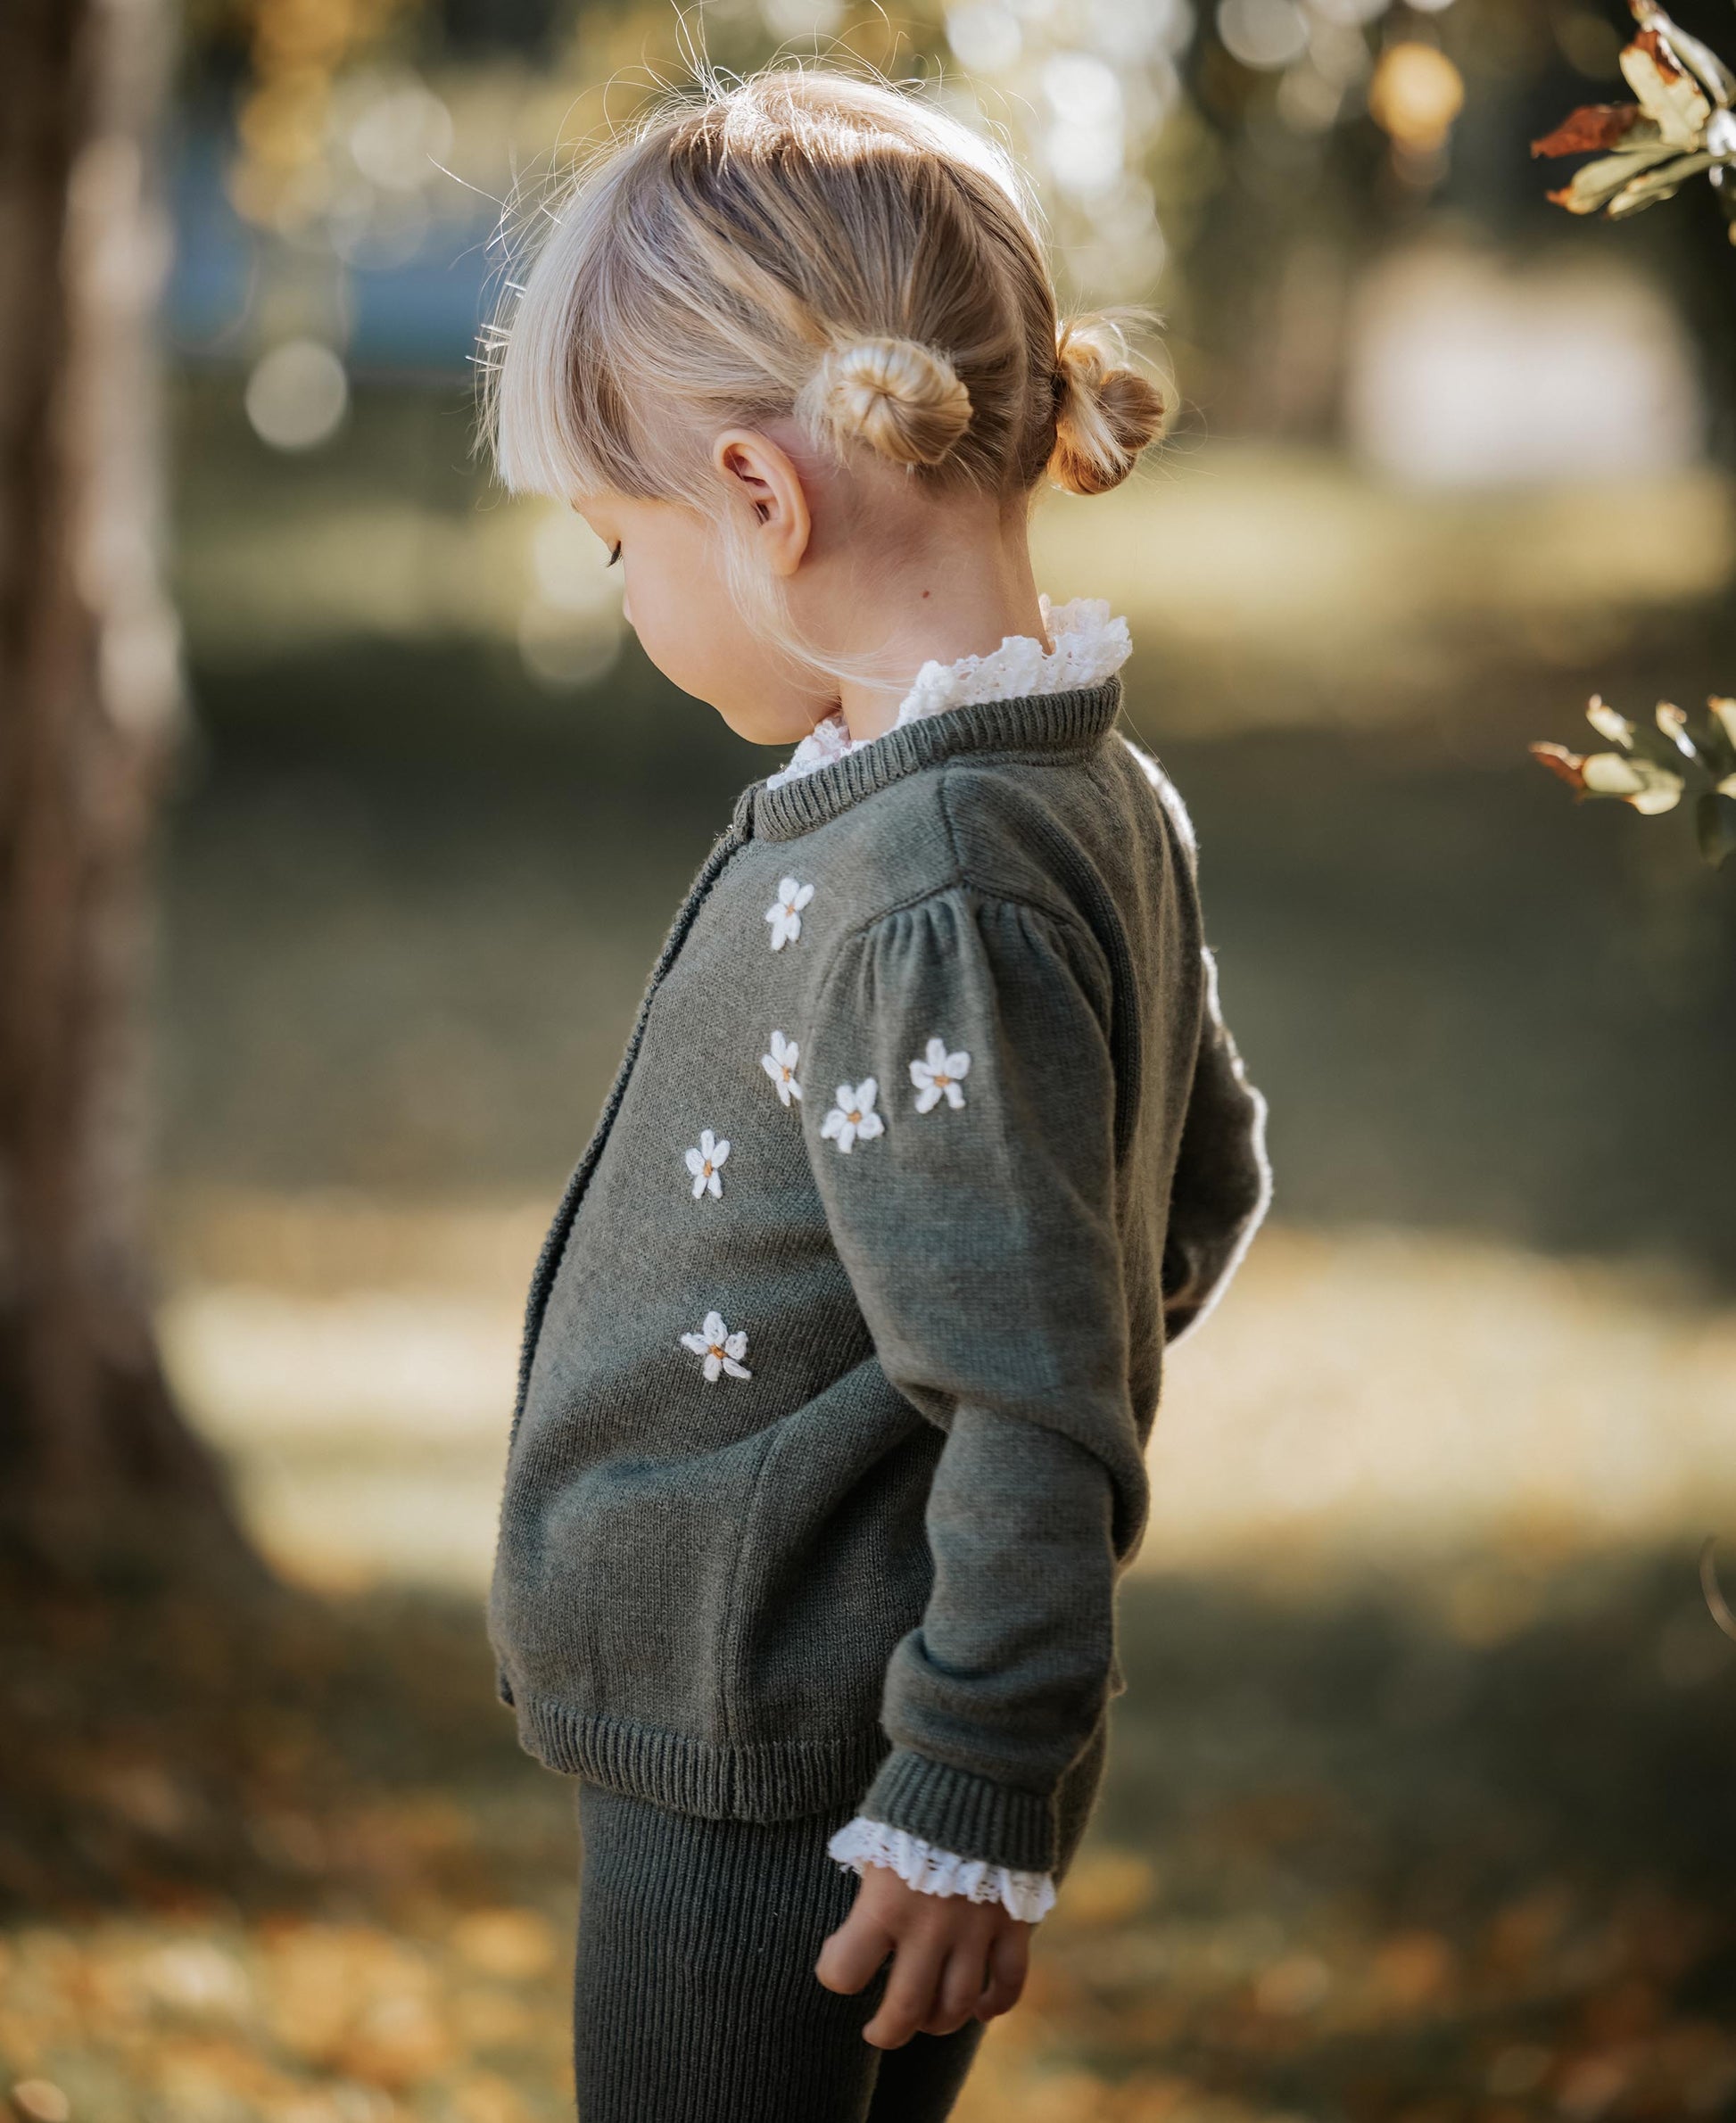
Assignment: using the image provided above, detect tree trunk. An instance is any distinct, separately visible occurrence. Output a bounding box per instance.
[0,0,260,1577]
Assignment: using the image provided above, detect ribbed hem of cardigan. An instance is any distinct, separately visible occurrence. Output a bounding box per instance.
[749,677,1124,841]
[517,1689,893,1821]
[857,1746,1059,1872]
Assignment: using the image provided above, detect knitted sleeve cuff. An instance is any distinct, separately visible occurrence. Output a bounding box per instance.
[856,1746,1059,1873]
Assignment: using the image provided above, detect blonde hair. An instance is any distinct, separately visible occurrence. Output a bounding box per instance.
[484,67,1168,663]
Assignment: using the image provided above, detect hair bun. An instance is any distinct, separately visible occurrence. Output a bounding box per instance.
[800,336,972,468]
[1048,318,1168,497]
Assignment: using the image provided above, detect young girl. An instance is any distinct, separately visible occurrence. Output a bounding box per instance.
[484,66,1270,2123]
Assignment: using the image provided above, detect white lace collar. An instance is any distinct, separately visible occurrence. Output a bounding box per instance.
[764,595,1132,791]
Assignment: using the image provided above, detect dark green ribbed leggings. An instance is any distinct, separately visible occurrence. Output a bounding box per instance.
[572,1720,1108,2123]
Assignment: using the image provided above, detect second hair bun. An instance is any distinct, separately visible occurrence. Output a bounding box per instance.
[1048,318,1169,497]
[805,337,973,467]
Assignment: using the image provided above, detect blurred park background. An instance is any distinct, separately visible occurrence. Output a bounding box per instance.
[6,0,1736,2118]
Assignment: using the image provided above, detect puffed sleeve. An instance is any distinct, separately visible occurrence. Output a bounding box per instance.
[798,888,1150,1874]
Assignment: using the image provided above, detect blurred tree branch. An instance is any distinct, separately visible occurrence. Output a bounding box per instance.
[0,0,261,1576]
[1527,6,1736,870]
[1531,693,1736,864]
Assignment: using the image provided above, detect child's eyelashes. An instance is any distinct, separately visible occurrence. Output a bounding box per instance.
[606,541,623,567]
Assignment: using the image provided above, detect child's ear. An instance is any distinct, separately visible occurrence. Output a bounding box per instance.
[711,429,812,578]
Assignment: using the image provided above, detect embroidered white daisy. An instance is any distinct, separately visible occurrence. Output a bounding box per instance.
[765,876,815,950]
[910,1037,971,1113]
[680,1310,751,1381]
[683,1129,730,1200]
[821,1078,884,1153]
[761,1028,802,1105]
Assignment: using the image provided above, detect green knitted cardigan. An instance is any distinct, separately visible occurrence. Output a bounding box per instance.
[488,673,1270,1874]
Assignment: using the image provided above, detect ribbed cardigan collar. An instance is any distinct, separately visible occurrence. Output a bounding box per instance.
[737,676,1126,842]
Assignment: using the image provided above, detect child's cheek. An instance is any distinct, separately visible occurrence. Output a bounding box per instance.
[625,572,732,705]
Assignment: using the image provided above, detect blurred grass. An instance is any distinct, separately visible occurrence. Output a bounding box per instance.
[152,1201,1736,1593]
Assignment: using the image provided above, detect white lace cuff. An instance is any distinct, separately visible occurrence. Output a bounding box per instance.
[825,1814,1057,1923]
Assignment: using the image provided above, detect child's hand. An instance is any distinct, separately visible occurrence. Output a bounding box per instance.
[814,1865,1035,2047]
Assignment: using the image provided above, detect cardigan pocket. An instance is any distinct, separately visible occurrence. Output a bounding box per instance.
[492,1424,782,1747]
[715,1355,941,1739]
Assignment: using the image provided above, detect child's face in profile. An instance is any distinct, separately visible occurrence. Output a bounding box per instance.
[571,464,838,749]
[571,425,1037,752]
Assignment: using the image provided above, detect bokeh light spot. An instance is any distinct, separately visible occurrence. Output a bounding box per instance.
[947,3,1022,73]
[1368,42,1465,153]
[1218,0,1310,71]
[244,340,350,452]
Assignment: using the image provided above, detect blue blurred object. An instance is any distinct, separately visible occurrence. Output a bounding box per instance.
[167,125,257,354]
[167,115,495,374]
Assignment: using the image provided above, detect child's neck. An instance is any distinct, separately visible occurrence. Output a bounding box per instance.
[830,510,1052,746]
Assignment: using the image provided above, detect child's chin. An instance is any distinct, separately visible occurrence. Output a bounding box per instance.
[713,698,831,748]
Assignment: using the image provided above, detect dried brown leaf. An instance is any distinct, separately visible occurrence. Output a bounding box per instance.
[1529,741,1589,792]
[1532,104,1644,157]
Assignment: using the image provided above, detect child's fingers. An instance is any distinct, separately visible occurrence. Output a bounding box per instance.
[976,1921,1032,2020]
[861,1934,948,2048]
[814,1905,896,1996]
[920,1940,995,2036]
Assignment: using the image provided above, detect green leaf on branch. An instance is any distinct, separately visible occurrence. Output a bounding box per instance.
[1608,149,1717,216]
[1707,698,1736,785]
[1547,139,1683,213]
[1694,790,1736,865]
